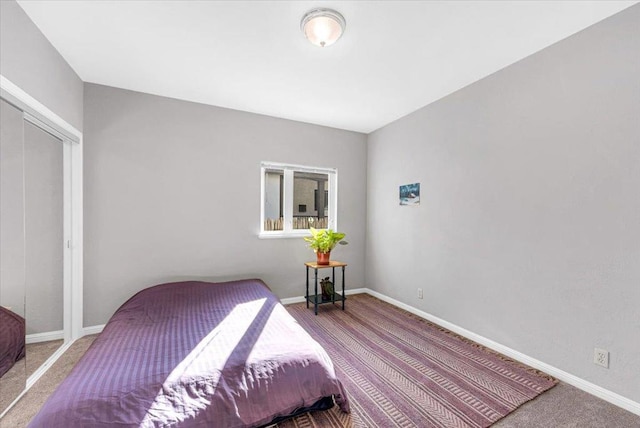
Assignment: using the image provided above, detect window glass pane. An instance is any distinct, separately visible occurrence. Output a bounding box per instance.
[293,171,329,230]
[264,170,283,231]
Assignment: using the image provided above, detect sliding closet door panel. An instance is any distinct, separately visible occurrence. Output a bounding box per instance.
[0,99,26,411]
[0,100,25,317]
[24,121,64,335]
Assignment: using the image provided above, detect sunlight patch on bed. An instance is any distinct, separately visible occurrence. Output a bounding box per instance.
[141,298,268,425]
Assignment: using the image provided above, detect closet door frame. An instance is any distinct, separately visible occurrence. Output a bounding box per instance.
[0,76,83,363]
[23,113,72,346]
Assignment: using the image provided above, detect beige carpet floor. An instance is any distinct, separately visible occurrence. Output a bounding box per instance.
[2,321,639,427]
[25,340,64,378]
[1,336,94,427]
[0,339,63,417]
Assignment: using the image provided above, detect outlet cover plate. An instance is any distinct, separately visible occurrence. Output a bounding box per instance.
[594,348,609,368]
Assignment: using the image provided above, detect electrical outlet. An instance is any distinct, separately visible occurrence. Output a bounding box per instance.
[594,348,609,368]
[417,288,423,299]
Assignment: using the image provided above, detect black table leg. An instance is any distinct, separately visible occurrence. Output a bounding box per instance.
[342,265,346,310]
[314,268,318,315]
[331,266,336,304]
[306,266,309,309]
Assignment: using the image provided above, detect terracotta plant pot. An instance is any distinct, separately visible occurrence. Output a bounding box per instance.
[316,251,331,265]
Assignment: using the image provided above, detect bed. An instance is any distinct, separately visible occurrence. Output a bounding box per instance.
[29,279,349,427]
[0,306,26,378]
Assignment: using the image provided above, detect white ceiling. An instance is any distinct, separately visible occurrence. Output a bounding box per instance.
[16,1,637,133]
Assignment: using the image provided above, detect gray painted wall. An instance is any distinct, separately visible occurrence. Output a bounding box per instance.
[366,5,640,403]
[83,83,367,326]
[0,0,83,131]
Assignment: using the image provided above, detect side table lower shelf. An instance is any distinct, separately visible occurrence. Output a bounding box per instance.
[306,293,346,306]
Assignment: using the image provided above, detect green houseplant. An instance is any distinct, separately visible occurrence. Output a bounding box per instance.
[303,227,348,265]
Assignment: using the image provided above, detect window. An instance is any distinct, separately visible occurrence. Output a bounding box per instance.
[260,162,337,237]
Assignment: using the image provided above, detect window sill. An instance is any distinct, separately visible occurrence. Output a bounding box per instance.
[258,230,313,239]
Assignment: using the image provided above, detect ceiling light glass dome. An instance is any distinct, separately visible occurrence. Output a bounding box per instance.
[301,8,346,47]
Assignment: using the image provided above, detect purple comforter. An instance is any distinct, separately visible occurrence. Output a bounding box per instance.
[0,306,26,378]
[29,279,349,427]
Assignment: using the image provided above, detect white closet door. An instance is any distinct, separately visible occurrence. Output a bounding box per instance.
[0,98,26,412]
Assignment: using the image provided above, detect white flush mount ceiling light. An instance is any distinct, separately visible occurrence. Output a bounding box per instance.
[301,8,346,47]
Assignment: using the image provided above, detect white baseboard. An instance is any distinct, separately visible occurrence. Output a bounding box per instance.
[280,288,368,305]
[363,288,640,416]
[82,289,366,331]
[82,324,105,336]
[280,296,306,305]
[26,330,64,344]
[57,288,640,417]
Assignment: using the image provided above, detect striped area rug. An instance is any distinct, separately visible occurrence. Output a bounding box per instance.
[278,294,557,428]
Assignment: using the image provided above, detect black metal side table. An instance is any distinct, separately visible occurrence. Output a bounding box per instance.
[305,261,347,315]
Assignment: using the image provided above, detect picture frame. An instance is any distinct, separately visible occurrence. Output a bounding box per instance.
[399,183,420,206]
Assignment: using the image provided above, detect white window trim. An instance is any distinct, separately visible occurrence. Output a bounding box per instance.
[259,161,337,239]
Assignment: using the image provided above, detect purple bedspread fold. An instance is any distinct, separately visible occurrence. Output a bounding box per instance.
[0,306,26,378]
[29,279,349,427]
